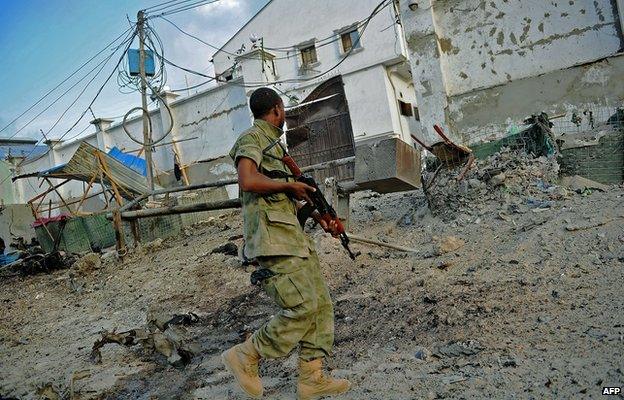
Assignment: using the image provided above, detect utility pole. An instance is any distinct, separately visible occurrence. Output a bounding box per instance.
[137,10,155,196]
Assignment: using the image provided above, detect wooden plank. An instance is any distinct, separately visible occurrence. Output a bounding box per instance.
[28,179,71,203]
[96,153,126,256]
[45,178,74,216]
[76,173,98,212]
[118,198,242,220]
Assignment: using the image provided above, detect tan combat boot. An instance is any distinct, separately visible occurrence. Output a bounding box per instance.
[221,338,263,398]
[297,358,351,400]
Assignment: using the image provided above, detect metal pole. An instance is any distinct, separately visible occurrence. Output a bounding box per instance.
[137,10,155,198]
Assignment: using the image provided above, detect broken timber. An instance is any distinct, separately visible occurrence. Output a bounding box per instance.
[117,198,242,220]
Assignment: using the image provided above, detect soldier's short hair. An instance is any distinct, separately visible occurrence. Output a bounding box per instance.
[249,88,283,119]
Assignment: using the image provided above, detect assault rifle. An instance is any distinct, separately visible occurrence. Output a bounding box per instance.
[279,152,358,260]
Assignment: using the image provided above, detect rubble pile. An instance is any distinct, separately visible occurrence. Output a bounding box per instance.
[90,312,200,368]
[424,148,561,220]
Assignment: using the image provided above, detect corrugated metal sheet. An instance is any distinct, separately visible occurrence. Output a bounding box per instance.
[108,147,147,176]
[15,142,159,199]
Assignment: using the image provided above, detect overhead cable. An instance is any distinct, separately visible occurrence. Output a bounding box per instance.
[0,27,133,139]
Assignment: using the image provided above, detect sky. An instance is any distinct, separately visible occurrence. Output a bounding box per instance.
[0,0,269,141]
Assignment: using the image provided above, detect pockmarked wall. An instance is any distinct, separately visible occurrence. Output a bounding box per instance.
[14,84,249,212]
[400,0,624,142]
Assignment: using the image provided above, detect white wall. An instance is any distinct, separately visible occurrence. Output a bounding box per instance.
[342,65,396,143]
[14,83,249,213]
[213,0,407,83]
[433,0,623,96]
[212,0,415,144]
[400,0,624,141]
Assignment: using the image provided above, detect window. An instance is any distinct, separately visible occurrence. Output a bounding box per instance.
[341,28,361,52]
[413,106,420,121]
[399,100,413,117]
[300,45,318,66]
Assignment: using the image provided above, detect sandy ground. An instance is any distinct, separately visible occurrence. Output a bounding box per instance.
[1,166,624,399]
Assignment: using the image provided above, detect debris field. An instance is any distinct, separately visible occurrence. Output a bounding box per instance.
[1,149,623,399]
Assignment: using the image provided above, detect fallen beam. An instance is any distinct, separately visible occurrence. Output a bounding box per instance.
[347,233,419,253]
[119,178,239,213]
[116,198,242,220]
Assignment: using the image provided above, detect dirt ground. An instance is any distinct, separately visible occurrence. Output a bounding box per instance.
[2,157,624,399]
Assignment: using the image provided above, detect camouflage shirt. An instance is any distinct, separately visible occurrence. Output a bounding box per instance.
[229,119,312,259]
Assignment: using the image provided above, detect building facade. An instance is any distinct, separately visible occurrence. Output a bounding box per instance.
[211,0,421,152]
[7,0,419,209]
[399,0,624,144]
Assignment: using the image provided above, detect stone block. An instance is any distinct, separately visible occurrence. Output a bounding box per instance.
[354,137,421,193]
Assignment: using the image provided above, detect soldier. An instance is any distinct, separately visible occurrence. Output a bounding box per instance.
[222,87,351,400]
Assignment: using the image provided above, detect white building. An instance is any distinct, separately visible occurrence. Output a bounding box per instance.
[211,0,421,174]
[399,0,624,143]
[8,0,419,209]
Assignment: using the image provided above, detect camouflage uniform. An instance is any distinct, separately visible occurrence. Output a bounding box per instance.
[229,119,334,361]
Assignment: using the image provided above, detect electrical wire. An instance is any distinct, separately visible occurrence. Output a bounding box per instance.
[0,27,133,139]
[146,0,221,19]
[155,10,386,62]
[18,28,139,166]
[61,123,93,143]
[8,32,133,142]
[143,0,190,12]
[40,32,135,145]
[262,4,390,53]
[158,16,236,55]
[162,0,392,91]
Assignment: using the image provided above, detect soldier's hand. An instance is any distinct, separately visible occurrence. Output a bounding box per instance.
[320,218,340,238]
[288,182,315,204]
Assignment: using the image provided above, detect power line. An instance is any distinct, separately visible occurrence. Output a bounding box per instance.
[7,42,129,141]
[41,33,134,144]
[158,16,232,54]
[163,0,392,91]
[155,13,378,62]
[0,27,133,139]
[146,0,221,19]
[19,28,139,166]
[143,0,189,12]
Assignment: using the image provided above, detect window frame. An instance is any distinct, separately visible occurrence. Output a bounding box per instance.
[300,44,318,67]
[340,27,362,53]
[398,100,413,117]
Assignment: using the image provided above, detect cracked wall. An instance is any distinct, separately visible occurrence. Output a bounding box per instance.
[401,0,624,143]
[448,54,624,139]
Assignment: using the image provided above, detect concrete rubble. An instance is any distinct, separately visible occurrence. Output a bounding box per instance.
[424,147,562,221]
[1,145,623,399]
[90,311,200,368]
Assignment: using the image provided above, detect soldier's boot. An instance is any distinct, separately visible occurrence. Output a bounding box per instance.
[297,358,351,400]
[221,338,263,398]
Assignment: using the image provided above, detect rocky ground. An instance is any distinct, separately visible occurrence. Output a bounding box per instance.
[1,150,623,400]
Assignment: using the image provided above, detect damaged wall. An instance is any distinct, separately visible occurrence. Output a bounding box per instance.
[434,0,622,96]
[450,54,624,140]
[14,84,248,210]
[0,204,36,245]
[400,0,624,142]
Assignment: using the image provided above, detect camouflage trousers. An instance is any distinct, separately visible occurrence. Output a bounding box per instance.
[252,248,334,361]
